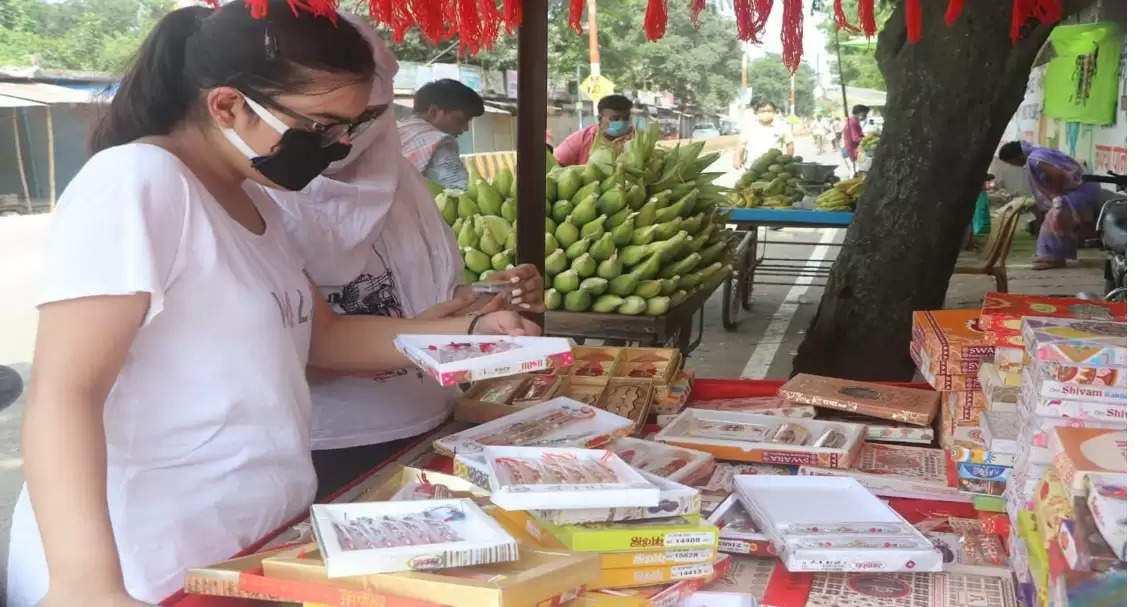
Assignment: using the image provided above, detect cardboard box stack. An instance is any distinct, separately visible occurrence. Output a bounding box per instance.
[1001,315,1128,607]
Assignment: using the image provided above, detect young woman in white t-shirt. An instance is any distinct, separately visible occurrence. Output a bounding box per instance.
[7,3,538,606]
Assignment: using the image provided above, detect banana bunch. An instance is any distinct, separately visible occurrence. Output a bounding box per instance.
[816,175,866,212]
[731,148,805,208]
[861,133,879,154]
[441,124,734,317]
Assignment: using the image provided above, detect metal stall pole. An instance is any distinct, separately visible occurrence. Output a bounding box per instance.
[515,0,549,327]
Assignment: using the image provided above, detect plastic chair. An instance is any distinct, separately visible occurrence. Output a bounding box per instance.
[953,198,1026,293]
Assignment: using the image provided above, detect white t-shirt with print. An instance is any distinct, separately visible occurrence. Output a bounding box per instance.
[743,113,791,161]
[6,143,317,605]
[276,192,455,451]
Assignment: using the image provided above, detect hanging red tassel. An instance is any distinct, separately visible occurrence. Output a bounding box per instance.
[905,0,922,43]
[944,0,965,25]
[644,0,668,41]
[1011,0,1063,41]
[477,0,501,51]
[833,0,860,32]
[734,0,756,42]
[568,0,584,35]
[753,0,773,35]
[244,0,268,18]
[501,0,522,32]
[781,0,802,73]
[858,0,876,37]
[288,0,339,22]
[690,0,705,29]
[368,0,393,27]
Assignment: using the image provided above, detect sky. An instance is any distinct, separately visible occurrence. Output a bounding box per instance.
[741,4,835,86]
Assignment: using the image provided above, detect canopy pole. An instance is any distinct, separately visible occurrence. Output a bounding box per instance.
[515,0,548,327]
[45,106,56,209]
[11,110,31,212]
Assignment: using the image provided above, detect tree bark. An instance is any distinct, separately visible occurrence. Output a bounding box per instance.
[793,0,1073,380]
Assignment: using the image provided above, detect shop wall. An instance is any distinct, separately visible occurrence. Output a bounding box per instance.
[996,24,1127,195]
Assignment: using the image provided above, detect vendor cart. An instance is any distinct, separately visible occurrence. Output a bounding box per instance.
[721,208,852,330]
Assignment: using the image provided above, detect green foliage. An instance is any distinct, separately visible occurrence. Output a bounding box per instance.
[821,0,891,91]
[747,54,817,116]
[0,0,170,71]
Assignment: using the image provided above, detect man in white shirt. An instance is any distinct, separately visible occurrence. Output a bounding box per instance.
[734,99,794,171]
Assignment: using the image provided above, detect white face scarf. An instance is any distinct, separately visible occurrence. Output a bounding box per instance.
[272,14,462,316]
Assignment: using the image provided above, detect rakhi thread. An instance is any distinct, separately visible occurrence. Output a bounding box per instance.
[781,0,803,73]
[568,0,584,34]
[858,0,877,37]
[1011,0,1063,42]
[733,0,757,43]
[644,0,668,41]
[833,0,860,32]
[905,0,922,43]
[243,0,340,21]
[690,0,706,29]
[944,0,965,25]
[501,0,522,32]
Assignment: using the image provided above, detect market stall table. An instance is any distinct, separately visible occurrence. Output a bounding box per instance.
[544,269,729,357]
[722,208,853,330]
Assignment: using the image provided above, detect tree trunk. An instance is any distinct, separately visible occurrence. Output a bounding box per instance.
[793,0,1074,380]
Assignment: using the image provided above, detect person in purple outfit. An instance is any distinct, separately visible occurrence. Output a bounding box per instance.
[998,141,1102,270]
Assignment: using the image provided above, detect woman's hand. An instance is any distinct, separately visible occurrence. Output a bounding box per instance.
[39,589,154,607]
[471,311,541,336]
[482,264,544,312]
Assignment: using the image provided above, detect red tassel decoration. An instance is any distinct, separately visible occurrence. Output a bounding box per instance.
[858,0,876,37]
[568,0,584,35]
[1011,0,1063,41]
[690,0,705,29]
[476,0,501,51]
[753,0,773,34]
[944,0,965,25]
[905,0,922,43]
[833,0,860,32]
[644,0,668,41]
[734,0,756,42]
[244,0,268,18]
[244,0,338,22]
[781,0,802,73]
[501,0,522,32]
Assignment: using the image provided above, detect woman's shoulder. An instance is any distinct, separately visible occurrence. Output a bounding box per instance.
[58,143,197,217]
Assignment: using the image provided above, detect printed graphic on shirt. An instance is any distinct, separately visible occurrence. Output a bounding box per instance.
[271,288,312,328]
[324,246,423,384]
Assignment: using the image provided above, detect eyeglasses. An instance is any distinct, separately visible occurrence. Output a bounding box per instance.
[242,89,385,147]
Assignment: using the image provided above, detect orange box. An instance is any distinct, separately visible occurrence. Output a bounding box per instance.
[912,309,994,376]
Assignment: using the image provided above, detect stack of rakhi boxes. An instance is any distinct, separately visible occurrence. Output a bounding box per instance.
[911,309,1009,501]
[1001,315,1128,607]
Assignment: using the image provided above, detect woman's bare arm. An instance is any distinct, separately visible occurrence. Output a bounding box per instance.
[26,294,153,606]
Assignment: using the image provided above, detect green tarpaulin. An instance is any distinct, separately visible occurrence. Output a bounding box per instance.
[1042,22,1122,126]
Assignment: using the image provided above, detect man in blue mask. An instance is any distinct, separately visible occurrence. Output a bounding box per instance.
[554,94,634,166]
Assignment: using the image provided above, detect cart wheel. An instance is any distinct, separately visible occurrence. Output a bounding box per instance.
[739,235,757,311]
[723,273,741,331]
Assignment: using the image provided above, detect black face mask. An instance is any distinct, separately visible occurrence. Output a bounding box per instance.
[248,128,351,191]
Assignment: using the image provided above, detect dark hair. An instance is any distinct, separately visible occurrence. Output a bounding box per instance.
[750,99,777,111]
[90,1,375,153]
[598,94,633,113]
[413,79,485,117]
[998,141,1024,162]
[852,104,870,115]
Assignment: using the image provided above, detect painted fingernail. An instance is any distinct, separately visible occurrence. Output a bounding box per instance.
[510,276,521,283]
[511,288,523,296]
[511,297,522,305]
[520,303,532,309]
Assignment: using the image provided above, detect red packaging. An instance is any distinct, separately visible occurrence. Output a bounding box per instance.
[979,293,1126,339]
[912,309,994,376]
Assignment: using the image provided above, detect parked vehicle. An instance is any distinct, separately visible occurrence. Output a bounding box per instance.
[1087,171,1127,301]
[690,123,721,140]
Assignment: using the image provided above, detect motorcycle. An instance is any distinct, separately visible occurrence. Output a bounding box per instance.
[1085,171,1126,301]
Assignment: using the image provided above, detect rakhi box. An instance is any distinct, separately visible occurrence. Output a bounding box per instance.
[1022,365,1127,405]
[979,293,1125,337]
[910,343,981,392]
[695,462,797,496]
[1019,371,1129,425]
[681,396,817,418]
[799,443,966,503]
[593,547,718,570]
[652,370,693,416]
[480,446,660,511]
[816,409,935,445]
[528,469,699,526]
[183,545,442,607]
[978,363,1021,409]
[733,475,943,573]
[394,335,574,386]
[261,544,597,607]
[912,309,994,375]
[1034,359,1126,388]
[434,398,634,457]
[1020,317,1127,368]
[583,555,732,607]
[590,560,718,590]
[778,374,940,426]
[979,411,1018,455]
[309,499,519,576]
[706,494,776,557]
[610,437,715,485]
[1085,474,1126,561]
[654,409,867,469]
[536,514,719,553]
[941,390,989,425]
[948,441,1015,467]
[955,462,1010,497]
[1049,426,1127,494]
[803,570,1016,607]
[1056,496,1122,573]
[457,376,655,433]
[993,345,1025,377]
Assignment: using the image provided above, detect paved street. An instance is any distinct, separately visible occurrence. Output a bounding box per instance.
[0,136,1109,590]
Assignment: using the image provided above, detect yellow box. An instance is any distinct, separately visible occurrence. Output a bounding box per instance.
[596,547,716,570]
[591,561,716,590]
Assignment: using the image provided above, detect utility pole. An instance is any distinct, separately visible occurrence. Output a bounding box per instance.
[834,28,850,118]
[789,74,796,116]
[587,0,600,119]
